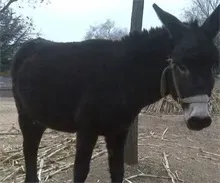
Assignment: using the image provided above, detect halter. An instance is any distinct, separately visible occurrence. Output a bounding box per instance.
[160,58,210,104]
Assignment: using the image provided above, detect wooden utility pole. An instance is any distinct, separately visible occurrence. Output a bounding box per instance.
[124,0,145,165]
[0,41,2,72]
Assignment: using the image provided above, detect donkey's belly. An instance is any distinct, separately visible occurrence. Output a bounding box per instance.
[18,88,79,133]
[27,105,78,133]
[37,119,77,133]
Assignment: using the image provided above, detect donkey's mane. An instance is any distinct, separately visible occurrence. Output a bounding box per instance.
[121,19,200,44]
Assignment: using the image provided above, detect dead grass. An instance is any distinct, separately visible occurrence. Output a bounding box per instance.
[1,126,220,183]
[0,130,108,183]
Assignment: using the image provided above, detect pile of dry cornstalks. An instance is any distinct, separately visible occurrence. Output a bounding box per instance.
[141,89,220,115]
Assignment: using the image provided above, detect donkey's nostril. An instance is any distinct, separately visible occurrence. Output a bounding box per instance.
[187,116,212,131]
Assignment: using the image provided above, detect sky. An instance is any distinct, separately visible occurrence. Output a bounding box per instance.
[11,0,191,42]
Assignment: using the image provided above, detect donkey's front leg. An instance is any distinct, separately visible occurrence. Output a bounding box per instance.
[73,130,98,183]
[105,130,128,183]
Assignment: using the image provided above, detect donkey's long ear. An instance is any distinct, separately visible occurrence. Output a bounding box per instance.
[153,4,189,41]
[200,4,220,40]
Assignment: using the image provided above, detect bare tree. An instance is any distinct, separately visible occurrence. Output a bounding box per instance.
[84,19,128,41]
[0,0,50,13]
[182,0,220,24]
[0,0,51,72]
[0,1,39,71]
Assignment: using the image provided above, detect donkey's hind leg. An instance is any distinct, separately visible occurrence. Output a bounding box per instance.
[73,130,98,183]
[19,114,46,183]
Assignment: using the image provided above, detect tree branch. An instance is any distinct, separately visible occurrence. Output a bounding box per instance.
[195,0,210,17]
[0,0,18,13]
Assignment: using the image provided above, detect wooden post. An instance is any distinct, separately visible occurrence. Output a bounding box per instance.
[124,0,145,165]
[0,41,2,72]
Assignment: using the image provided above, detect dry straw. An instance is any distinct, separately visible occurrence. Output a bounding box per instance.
[0,133,107,183]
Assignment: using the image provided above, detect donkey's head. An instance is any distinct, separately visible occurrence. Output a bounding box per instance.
[153,3,220,131]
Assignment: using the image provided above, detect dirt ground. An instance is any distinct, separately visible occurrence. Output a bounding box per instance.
[0,97,220,183]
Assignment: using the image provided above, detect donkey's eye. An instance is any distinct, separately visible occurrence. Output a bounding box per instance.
[177,64,187,72]
[211,64,218,75]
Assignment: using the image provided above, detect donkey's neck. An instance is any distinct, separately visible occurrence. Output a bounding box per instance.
[123,28,173,109]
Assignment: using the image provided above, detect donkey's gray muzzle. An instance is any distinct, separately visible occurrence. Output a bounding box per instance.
[182,95,211,131]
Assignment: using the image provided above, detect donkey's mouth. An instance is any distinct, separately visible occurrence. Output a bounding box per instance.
[182,95,211,131]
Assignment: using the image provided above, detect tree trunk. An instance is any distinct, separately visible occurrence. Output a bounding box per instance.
[124,0,144,165]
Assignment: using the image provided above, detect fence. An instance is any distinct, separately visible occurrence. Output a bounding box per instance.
[0,76,13,97]
[0,71,10,76]
[0,64,10,75]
